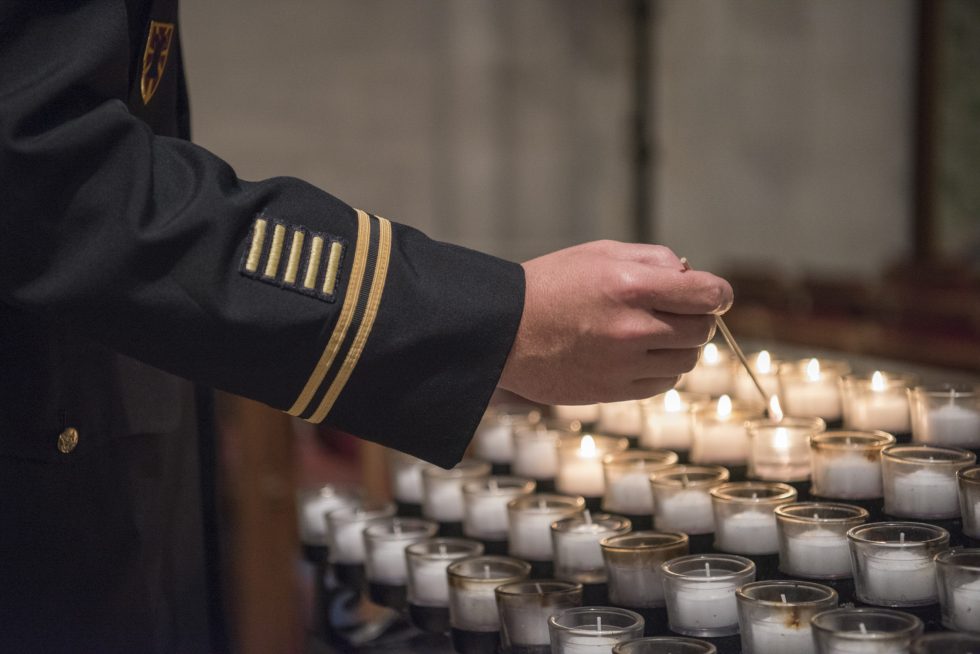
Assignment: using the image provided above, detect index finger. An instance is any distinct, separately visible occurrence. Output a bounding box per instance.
[628,266,734,315]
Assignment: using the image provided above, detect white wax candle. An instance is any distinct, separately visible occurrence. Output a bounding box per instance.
[558,450,605,498]
[683,346,733,397]
[735,365,780,409]
[925,403,980,447]
[298,491,351,545]
[813,453,882,499]
[822,633,905,654]
[556,525,607,572]
[887,467,959,518]
[642,410,692,450]
[367,538,410,585]
[784,528,852,578]
[450,586,500,631]
[411,559,452,606]
[473,422,513,463]
[333,520,370,564]
[510,509,562,561]
[503,605,554,647]
[554,403,600,423]
[464,491,513,540]
[560,635,622,653]
[393,464,425,504]
[655,489,715,535]
[850,393,910,434]
[599,399,642,436]
[784,382,842,422]
[607,561,666,607]
[513,432,559,480]
[862,549,937,604]
[716,510,779,555]
[671,581,738,631]
[424,480,466,522]
[970,501,980,538]
[950,578,980,632]
[605,469,654,514]
[693,422,749,464]
[748,616,815,654]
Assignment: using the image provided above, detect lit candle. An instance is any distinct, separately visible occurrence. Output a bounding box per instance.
[556,434,628,500]
[711,482,797,555]
[661,554,756,637]
[650,465,729,535]
[690,395,763,466]
[935,549,980,633]
[810,608,924,654]
[747,416,826,482]
[881,445,975,519]
[602,449,679,519]
[548,607,645,653]
[681,343,735,397]
[775,503,868,579]
[462,476,535,545]
[598,399,644,437]
[809,431,895,500]
[736,580,838,654]
[778,358,850,423]
[507,494,585,563]
[847,522,949,606]
[552,511,631,586]
[910,385,980,448]
[735,351,782,411]
[639,389,708,451]
[841,371,915,435]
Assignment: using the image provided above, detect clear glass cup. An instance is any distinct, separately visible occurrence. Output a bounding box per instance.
[512,424,577,483]
[599,399,644,437]
[809,431,895,500]
[690,396,764,465]
[840,372,917,434]
[710,482,797,555]
[910,632,980,653]
[736,580,837,654]
[650,465,729,535]
[386,450,435,507]
[810,607,923,654]
[552,512,631,585]
[556,433,629,499]
[680,343,734,397]
[639,390,709,451]
[462,476,535,543]
[733,350,782,411]
[507,493,585,563]
[935,548,980,633]
[660,554,756,637]
[447,555,531,633]
[601,531,689,609]
[846,521,949,606]
[325,500,397,565]
[363,517,438,586]
[612,637,717,654]
[548,606,645,653]
[422,459,492,523]
[495,580,583,653]
[602,450,679,517]
[909,384,980,448]
[960,465,980,539]
[747,416,827,482]
[775,502,869,579]
[406,538,484,608]
[472,404,543,466]
[778,358,851,423]
[881,444,975,519]
[296,484,359,550]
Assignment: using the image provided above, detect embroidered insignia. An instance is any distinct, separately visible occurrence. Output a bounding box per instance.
[241,216,346,302]
[140,21,175,105]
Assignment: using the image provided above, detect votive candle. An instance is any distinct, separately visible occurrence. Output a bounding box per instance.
[734,350,782,411]
[422,459,491,524]
[690,395,763,466]
[778,359,850,423]
[747,416,826,482]
[507,493,585,563]
[650,465,729,535]
[639,390,708,451]
[552,512,631,586]
[736,580,837,654]
[601,531,689,609]
[462,476,535,544]
[909,384,980,448]
[602,450,679,518]
[711,482,797,555]
[472,405,542,467]
[556,434,629,499]
[548,606,645,653]
[495,580,583,653]
[775,503,869,579]
[959,465,980,539]
[847,522,949,606]
[935,548,980,633]
[660,554,756,637]
[810,607,923,654]
[881,444,975,519]
[809,431,895,500]
[841,372,916,435]
[681,343,734,397]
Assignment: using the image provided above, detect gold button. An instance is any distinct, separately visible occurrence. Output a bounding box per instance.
[57,427,79,454]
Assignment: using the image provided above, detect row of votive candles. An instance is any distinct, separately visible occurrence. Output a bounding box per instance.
[297,489,980,652]
[536,349,978,450]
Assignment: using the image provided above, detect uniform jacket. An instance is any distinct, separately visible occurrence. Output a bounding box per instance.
[0,0,524,651]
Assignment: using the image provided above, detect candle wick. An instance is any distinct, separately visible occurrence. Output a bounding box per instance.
[846,437,852,446]
[583,509,593,525]
[538,500,547,510]
[780,593,787,604]
[681,474,690,488]
[705,562,711,578]
[489,478,499,492]
[393,519,402,535]
[535,583,543,594]
[900,532,905,544]
[439,544,447,555]
[813,513,819,520]
[752,492,758,500]
[859,622,868,635]
[596,616,602,634]
[483,564,491,579]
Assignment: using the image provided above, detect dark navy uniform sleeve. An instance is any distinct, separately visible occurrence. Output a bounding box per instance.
[0,1,524,468]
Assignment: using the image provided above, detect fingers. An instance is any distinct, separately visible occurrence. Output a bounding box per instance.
[629,376,681,399]
[592,241,683,268]
[620,264,733,315]
[639,347,701,378]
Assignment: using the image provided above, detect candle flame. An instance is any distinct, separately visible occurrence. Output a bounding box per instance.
[664,389,683,412]
[717,394,732,419]
[756,350,771,374]
[806,358,821,382]
[768,395,784,423]
[703,342,720,365]
[871,371,886,392]
[773,427,790,450]
[579,434,597,458]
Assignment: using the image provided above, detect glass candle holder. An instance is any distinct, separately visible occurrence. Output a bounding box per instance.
[422,459,492,524]
[734,350,782,411]
[710,482,797,555]
[462,476,536,545]
[810,607,923,654]
[495,580,583,653]
[681,343,734,397]
[690,395,764,466]
[736,580,838,654]
[386,450,435,510]
[847,522,950,606]
[650,465,729,535]
[747,416,827,482]
[778,358,851,423]
[296,484,359,552]
[909,384,980,448]
[776,503,869,579]
[960,466,980,539]
[556,434,629,499]
[507,493,586,563]
[554,403,601,424]
[841,371,917,435]
[406,538,484,612]
[639,390,709,451]
[809,431,895,500]
[612,637,718,654]
[881,444,975,519]
[473,405,542,467]
[325,500,397,565]
[911,632,980,653]
[601,531,689,609]
[935,548,980,633]
[513,424,577,484]
[599,399,644,437]
[548,606,645,653]
[552,512,631,586]
[602,450,679,519]
[364,517,439,586]
[660,554,756,637]
[447,555,531,634]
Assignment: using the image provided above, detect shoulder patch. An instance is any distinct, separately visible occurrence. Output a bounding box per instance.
[240,216,346,302]
[141,21,175,105]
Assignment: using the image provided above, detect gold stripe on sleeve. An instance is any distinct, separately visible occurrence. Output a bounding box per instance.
[263,223,287,278]
[287,210,372,416]
[244,218,268,273]
[283,231,305,285]
[308,217,392,423]
[321,241,344,295]
[304,236,324,289]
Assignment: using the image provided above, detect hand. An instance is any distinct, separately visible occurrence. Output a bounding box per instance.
[498,240,733,404]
